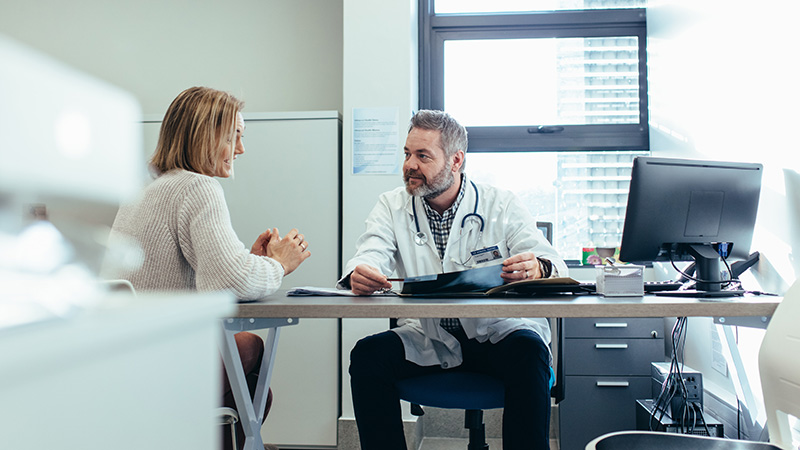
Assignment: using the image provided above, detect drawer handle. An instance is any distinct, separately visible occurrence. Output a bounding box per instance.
[595,323,628,328]
[596,381,630,387]
[595,343,629,349]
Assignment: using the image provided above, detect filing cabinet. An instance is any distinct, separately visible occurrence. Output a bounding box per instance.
[143,112,342,448]
[558,317,665,450]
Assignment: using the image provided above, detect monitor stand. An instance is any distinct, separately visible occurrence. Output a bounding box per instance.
[656,244,742,298]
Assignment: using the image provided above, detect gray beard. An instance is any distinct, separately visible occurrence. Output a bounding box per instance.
[405,163,455,199]
[420,172,454,199]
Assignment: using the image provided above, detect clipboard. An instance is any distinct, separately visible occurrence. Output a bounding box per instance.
[397,264,591,297]
[485,277,590,296]
[399,264,505,296]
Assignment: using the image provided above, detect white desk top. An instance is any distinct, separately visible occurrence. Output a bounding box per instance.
[235,291,780,319]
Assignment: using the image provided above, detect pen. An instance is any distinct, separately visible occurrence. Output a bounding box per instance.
[387,278,405,282]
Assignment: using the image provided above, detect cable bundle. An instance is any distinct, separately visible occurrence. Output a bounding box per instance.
[650,317,713,436]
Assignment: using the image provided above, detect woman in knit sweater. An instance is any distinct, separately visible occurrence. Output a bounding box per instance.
[106,86,308,450]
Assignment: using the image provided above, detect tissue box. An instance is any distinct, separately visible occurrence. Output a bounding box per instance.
[596,265,644,297]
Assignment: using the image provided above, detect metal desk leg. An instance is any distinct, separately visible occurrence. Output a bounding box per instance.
[220,318,299,450]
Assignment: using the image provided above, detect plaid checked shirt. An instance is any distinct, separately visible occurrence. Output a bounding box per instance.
[421,175,467,333]
[421,175,467,260]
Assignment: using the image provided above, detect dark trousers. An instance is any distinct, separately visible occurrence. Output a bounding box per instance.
[349,328,551,450]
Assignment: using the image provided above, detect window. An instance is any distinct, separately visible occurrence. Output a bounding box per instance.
[419,1,649,262]
[468,151,647,262]
[420,2,648,152]
[443,36,642,129]
[434,0,646,14]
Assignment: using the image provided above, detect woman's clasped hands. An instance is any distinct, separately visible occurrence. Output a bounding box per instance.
[251,227,311,275]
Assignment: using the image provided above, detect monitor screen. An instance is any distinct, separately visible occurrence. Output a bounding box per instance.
[619,156,762,294]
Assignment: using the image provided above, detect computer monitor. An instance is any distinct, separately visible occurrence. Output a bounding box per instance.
[619,156,763,296]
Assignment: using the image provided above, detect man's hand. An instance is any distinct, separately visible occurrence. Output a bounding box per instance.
[501,252,542,282]
[350,264,392,295]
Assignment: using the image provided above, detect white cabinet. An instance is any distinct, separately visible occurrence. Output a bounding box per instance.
[142,111,342,447]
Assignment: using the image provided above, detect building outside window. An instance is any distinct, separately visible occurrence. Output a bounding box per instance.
[419,0,649,263]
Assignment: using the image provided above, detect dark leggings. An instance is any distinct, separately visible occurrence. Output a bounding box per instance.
[221,331,273,450]
[349,328,551,450]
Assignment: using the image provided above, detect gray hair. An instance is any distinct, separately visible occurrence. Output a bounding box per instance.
[409,110,468,172]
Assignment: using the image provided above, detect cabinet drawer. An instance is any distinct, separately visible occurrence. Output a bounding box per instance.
[564,338,663,375]
[559,375,651,450]
[564,317,664,339]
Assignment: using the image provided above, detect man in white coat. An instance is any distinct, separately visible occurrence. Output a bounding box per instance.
[338,110,567,450]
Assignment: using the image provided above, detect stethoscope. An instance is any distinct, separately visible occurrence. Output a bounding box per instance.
[412,180,485,247]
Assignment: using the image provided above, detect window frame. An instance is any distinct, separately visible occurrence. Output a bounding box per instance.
[419,4,649,152]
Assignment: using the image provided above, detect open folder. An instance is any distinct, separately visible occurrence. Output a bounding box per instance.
[399,264,587,297]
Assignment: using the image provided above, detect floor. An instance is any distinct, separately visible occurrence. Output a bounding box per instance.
[335,405,561,450]
[419,437,559,450]
[419,437,502,450]
[415,405,560,450]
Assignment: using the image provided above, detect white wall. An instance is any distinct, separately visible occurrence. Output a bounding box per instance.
[0,0,342,115]
[1,0,344,256]
[341,0,418,420]
[647,0,800,422]
[648,1,800,289]
[1,1,346,444]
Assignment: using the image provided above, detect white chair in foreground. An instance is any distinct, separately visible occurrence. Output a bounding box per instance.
[100,279,136,295]
[586,280,800,450]
[758,280,800,450]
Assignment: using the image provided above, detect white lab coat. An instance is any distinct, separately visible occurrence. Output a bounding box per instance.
[339,175,568,368]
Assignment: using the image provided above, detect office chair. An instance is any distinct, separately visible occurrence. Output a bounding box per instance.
[585,279,800,450]
[393,318,564,450]
[536,221,553,245]
[394,221,563,450]
[100,278,136,294]
[216,407,240,450]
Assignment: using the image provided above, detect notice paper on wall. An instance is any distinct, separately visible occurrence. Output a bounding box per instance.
[352,107,401,175]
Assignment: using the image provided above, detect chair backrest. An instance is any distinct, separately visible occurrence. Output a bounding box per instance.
[550,317,564,403]
[101,279,136,295]
[536,221,564,402]
[536,221,553,245]
[759,280,800,449]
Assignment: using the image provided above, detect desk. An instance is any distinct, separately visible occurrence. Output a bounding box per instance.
[235,292,779,319]
[224,291,781,450]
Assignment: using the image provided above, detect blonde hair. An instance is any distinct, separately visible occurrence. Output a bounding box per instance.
[150,87,244,176]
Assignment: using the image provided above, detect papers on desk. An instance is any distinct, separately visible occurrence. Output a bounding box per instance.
[287,286,358,296]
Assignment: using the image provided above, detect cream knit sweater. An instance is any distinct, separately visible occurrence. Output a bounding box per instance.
[106,169,284,300]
